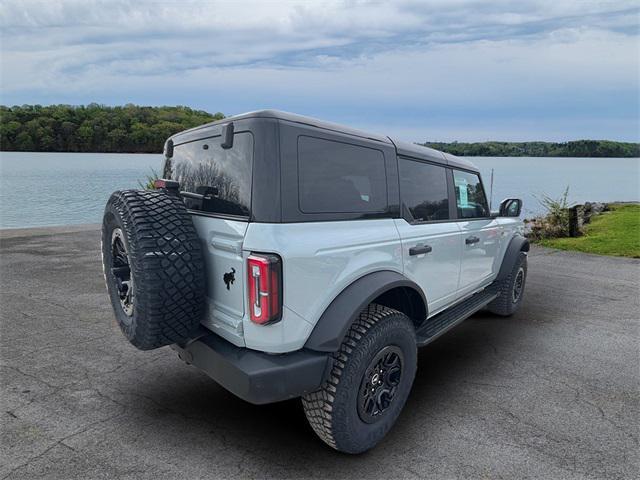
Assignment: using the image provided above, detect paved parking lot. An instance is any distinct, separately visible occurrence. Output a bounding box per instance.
[1,226,638,479]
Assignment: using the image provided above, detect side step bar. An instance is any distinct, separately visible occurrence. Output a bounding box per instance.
[416,287,498,347]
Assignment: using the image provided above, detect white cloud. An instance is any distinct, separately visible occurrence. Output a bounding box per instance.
[0,0,638,140]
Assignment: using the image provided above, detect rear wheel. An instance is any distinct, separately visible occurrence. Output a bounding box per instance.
[487,252,527,316]
[101,189,205,350]
[302,304,417,454]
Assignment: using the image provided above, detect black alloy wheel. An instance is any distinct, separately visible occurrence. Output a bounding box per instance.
[512,266,525,303]
[358,345,404,423]
[110,228,134,318]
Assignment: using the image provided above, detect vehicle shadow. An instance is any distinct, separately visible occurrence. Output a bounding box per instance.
[117,309,521,472]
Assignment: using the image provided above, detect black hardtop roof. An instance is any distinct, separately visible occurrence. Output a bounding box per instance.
[169,109,390,144]
[391,138,478,171]
[168,109,478,172]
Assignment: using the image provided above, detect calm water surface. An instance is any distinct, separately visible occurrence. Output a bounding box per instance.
[0,152,638,229]
[0,152,161,229]
[472,156,639,216]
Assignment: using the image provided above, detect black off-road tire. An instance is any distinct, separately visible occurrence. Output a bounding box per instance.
[101,189,205,350]
[487,252,527,316]
[302,304,417,454]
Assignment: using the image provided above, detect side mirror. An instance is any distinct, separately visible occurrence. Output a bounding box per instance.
[499,198,523,217]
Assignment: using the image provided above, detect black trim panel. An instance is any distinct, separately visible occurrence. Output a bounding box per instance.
[416,285,498,347]
[446,167,458,220]
[497,235,530,281]
[187,210,249,222]
[304,270,428,352]
[172,331,330,404]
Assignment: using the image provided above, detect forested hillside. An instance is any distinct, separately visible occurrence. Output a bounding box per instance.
[1,104,638,156]
[422,140,640,158]
[0,104,223,153]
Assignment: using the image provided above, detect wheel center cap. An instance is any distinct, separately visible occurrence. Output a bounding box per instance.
[371,373,380,384]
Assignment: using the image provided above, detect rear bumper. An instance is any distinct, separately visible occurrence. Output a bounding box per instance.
[171,332,331,405]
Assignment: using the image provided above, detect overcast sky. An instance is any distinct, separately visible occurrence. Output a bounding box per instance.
[1,0,638,142]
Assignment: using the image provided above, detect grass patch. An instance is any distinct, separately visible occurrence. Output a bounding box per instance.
[537,204,640,258]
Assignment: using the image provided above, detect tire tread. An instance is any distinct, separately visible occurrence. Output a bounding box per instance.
[301,304,402,450]
[101,189,205,350]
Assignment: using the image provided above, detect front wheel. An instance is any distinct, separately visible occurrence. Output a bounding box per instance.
[302,304,417,454]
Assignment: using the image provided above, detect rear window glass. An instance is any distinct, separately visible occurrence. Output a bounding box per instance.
[164,132,253,217]
[298,136,387,214]
[398,158,450,221]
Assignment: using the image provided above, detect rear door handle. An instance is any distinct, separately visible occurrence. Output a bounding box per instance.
[465,236,480,245]
[409,244,432,256]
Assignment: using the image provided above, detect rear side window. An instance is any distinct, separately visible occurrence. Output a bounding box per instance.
[298,136,387,214]
[453,170,489,219]
[165,132,254,217]
[398,158,449,222]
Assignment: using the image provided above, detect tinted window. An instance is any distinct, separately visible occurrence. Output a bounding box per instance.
[398,158,449,222]
[453,170,489,218]
[165,132,253,217]
[298,136,387,214]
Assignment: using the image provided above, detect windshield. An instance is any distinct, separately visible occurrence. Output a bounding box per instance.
[164,132,254,217]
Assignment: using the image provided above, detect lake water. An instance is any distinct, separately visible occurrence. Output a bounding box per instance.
[0,152,638,229]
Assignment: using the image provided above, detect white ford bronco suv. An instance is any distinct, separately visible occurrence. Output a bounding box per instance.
[101,110,528,454]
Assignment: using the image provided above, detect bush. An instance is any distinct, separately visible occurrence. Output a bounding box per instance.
[138,167,160,190]
[527,187,574,240]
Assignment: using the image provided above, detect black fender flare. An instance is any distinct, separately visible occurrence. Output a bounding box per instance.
[497,235,530,281]
[304,270,427,353]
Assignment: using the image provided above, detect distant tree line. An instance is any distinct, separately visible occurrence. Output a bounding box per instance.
[1,104,638,157]
[0,104,223,153]
[422,140,640,158]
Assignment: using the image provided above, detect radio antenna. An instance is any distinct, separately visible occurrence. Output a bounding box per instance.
[489,168,494,210]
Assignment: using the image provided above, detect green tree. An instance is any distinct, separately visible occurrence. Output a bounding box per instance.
[422,139,640,158]
[14,131,35,151]
[0,104,224,153]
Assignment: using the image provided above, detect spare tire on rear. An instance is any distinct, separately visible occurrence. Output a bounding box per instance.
[101,189,205,350]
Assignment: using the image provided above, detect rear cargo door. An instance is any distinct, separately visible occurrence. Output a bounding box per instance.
[191,216,247,343]
[164,130,254,345]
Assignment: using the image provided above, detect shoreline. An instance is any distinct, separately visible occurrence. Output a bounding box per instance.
[0,151,161,155]
[1,150,639,159]
[2,203,639,236]
[0,223,100,239]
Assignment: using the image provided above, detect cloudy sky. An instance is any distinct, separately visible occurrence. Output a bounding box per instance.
[1,0,638,141]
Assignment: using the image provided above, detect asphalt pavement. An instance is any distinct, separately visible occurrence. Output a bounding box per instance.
[1,226,638,479]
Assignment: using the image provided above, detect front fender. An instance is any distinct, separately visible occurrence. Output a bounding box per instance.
[497,235,530,281]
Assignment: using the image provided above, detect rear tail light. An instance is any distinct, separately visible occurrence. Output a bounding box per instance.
[247,253,282,325]
[153,178,180,190]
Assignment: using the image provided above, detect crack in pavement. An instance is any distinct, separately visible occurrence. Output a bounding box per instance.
[1,410,127,480]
